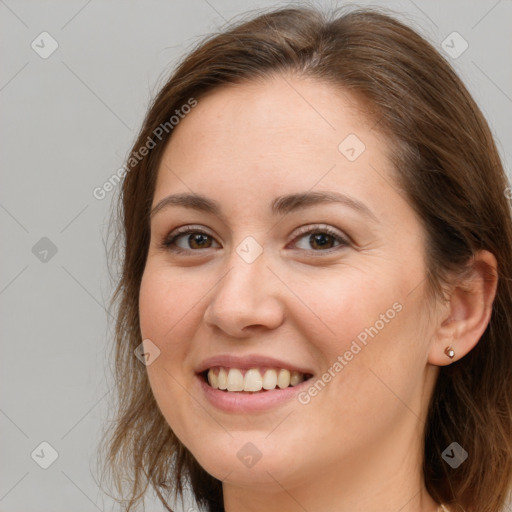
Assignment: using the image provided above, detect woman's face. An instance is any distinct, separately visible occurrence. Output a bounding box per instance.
[139,75,439,494]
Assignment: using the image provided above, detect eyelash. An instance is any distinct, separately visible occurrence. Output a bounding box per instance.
[160,224,350,255]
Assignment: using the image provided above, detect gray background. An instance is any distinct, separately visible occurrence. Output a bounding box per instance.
[1,1,511,511]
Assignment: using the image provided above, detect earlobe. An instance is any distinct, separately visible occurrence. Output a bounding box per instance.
[428,250,498,366]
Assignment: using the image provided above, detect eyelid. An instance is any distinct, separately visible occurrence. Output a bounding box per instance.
[169,224,212,237]
[290,223,350,243]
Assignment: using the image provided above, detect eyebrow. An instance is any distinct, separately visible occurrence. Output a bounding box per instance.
[150,190,379,223]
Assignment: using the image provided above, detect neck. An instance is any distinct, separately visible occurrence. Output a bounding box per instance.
[223,468,439,512]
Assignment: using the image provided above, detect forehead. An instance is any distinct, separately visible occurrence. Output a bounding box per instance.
[154,74,392,204]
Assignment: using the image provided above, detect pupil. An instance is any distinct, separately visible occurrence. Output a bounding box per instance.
[191,233,209,248]
[311,233,332,249]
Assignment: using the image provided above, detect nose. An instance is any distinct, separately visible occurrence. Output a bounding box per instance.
[203,246,285,338]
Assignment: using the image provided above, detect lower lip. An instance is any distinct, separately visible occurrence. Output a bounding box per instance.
[196,374,312,413]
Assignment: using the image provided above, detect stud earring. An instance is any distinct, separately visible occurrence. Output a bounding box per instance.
[444,346,455,359]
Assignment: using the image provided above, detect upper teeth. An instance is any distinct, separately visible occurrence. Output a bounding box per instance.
[207,367,306,392]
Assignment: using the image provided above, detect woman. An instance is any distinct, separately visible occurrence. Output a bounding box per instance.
[98,5,512,512]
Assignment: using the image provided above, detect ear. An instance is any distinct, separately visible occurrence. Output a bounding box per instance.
[428,250,498,366]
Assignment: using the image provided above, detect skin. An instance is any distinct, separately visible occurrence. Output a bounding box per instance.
[139,74,498,512]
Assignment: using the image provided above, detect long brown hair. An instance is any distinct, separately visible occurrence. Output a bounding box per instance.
[97,5,512,511]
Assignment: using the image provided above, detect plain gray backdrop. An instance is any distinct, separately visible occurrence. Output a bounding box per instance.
[1,1,511,511]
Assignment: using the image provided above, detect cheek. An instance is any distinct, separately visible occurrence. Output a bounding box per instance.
[138,267,192,398]
[139,263,197,343]
[138,266,201,442]
[290,269,424,416]
[288,270,400,357]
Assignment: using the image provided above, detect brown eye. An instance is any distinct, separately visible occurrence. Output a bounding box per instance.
[162,227,220,253]
[308,232,336,250]
[161,224,349,255]
[186,233,213,249]
[291,225,349,252]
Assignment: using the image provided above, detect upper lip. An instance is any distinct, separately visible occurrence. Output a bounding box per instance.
[195,354,314,376]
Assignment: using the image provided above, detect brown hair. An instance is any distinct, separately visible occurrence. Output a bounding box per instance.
[97,4,512,512]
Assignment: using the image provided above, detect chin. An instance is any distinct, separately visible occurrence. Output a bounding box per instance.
[184,432,309,490]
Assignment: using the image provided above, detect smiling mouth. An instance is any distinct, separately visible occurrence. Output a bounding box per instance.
[201,367,314,393]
